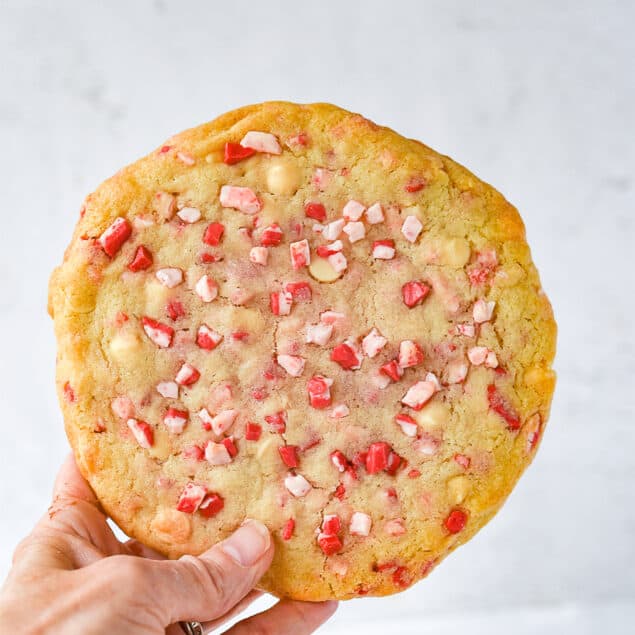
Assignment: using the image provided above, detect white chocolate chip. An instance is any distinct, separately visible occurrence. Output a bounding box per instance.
[442,238,471,267]
[309,256,341,282]
[447,475,470,504]
[109,333,141,363]
[266,161,301,195]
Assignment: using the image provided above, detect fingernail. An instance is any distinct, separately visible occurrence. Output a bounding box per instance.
[220,519,270,567]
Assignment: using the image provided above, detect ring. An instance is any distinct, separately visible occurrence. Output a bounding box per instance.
[180,621,204,635]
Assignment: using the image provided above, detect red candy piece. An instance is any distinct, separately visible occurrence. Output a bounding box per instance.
[196,325,222,350]
[128,245,153,272]
[316,244,340,257]
[317,533,342,556]
[352,451,368,469]
[176,482,207,514]
[307,376,332,409]
[278,445,299,468]
[270,291,292,316]
[222,437,238,458]
[166,301,186,321]
[223,142,256,165]
[63,381,76,404]
[199,492,224,518]
[487,384,521,430]
[260,223,283,246]
[402,280,430,308]
[281,518,295,541]
[175,363,200,386]
[304,202,327,222]
[407,469,421,478]
[203,222,225,246]
[99,217,132,257]
[444,509,468,534]
[405,176,426,192]
[322,515,341,535]
[330,450,349,473]
[366,442,391,474]
[454,453,471,469]
[392,566,412,588]
[245,422,262,441]
[385,451,403,475]
[334,483,346,500]
[200,252,221,264]
[265,411,287,434]
[285,281,312,301]
[141,316,175,348]
[331,343,360,370]
[182,445,205,461]
[398,341,424,368]
[380,360,403,382]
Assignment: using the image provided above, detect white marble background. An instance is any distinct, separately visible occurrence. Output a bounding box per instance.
[1,0,633,632]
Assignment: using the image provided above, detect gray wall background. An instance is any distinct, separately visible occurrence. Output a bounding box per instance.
[1,1,633,632]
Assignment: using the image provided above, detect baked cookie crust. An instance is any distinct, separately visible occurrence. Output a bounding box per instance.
[49,102,556,600]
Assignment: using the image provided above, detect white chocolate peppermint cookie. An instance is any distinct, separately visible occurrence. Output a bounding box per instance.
[49,102,556,601]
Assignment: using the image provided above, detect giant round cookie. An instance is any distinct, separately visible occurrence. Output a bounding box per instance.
[49,102,556,600]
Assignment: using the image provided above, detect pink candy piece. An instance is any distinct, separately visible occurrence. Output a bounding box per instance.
[155,268,183,288]
[349,512,372,536]
[362,328,387,358]
[290,239,310,270]
[365,202,384,224]
[195,275,219,302]
[473,299,495,323]
[343,221,366,243]
[240,131,282,154]
[342,200,366,221]
[401,215,423,243]
[249,246,269,265]
[306,322,333,346]
[220,185,262,214]
[402,380,436,410]
[284,473,312,497]
[277,354,306,377]
[127,418,154,449]
[204,440,232,465]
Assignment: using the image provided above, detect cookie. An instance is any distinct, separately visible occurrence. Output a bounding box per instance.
[48,102,556,600]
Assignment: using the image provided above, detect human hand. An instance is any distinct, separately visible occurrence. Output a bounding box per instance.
[0,455,337,634]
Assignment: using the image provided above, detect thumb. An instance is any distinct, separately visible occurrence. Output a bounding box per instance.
[128,519,274,626]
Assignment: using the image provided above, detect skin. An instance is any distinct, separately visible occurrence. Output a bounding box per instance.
[0,455,337,634]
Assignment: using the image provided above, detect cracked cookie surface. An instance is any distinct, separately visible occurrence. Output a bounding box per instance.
[49,102,556,600]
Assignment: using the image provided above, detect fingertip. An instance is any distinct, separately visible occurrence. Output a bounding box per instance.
[52,453,98,505]
[217,519,273,567]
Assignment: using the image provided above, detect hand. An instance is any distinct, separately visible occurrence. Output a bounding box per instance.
[0,455,337,634]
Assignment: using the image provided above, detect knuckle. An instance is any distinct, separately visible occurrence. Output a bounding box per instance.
[106,555,151,587]
[11,534,34,564]
[178,555,228,608]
